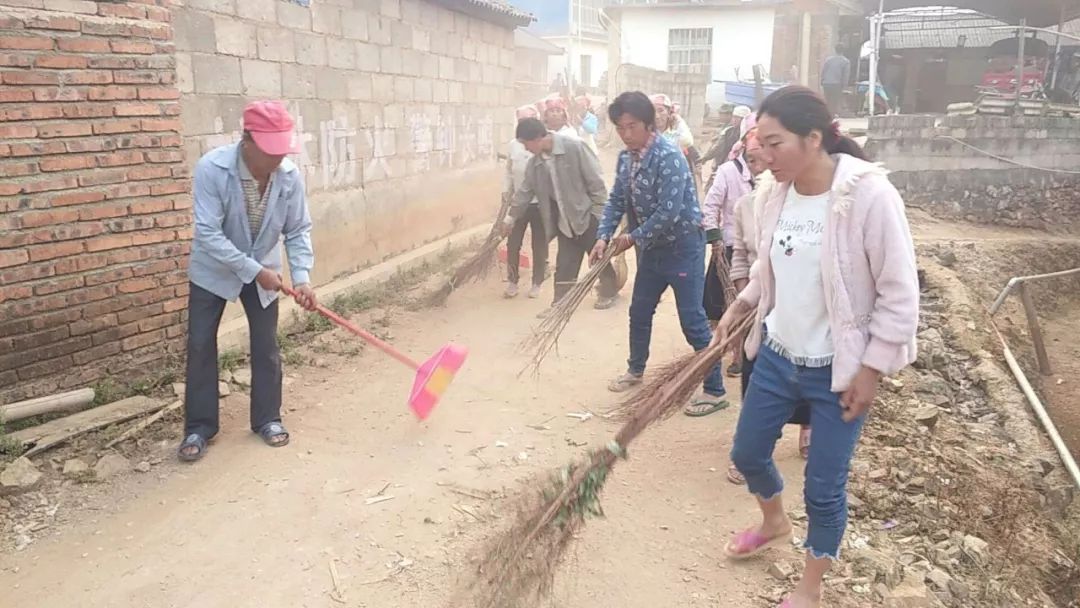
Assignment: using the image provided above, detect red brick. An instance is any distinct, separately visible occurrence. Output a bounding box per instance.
[0,249,29,269]
[2,71,59,85]
[0,160,37,176]
[61,71,112,85]
[162,297,187,313]
[113,70,160,84]
[0,36,53,50]
[33,275,84,296]
[96,150,143,167]
[135,86,179,101]
[0,89,34,102]
[159,133,182,147]
[0,16,24,29]
[114,103,161,117]
[138,312,179,333]
[173,227,193,241]
[127,165,171,181]
[8,141,67,157]
[72,342,122,366]
[17,356,77,381]
[77,202,128,221]
[105,216,154,233]
[110,40,154,55]
[0,231,31,250]
[35,54,88,69]
[131,259,177,277]
[33,86,85,102]
[0,284,32,304]
[73,253,108,272]
[130,23,171,41]
[117,277,157,294]
[84,266,134,288]
[80,21,131,37]
[62,104,113,119]
[144,149,184,163]
[122,328,165,352]
[85,234,134,252]
[30,223,106,244]
[37,122,94,138]
[6,325,70,353]
[105,182,150,199]
[84,297,132,320]
[155,213,189,229]
[69,313,117,337]
[92,119,141,135]
[132,231,172,246]
[106,248,144,265]
[171,166,190,179]
[67,282,116,306]
[0,104,64,122]
[98,3,147,19]
[18,209,80,229]
[66,138,111,153]
[57,37,110,53]
[118,302,162,325]
[49,190,106,207]
[0,183,20,196]
[145,6,171,22]
[0,123,34,139]
[27,240,83,262]
[77,169,128,187]
[114,134,156,149]
[26,15,81,32]
[151,182,186,196]
[38,154,95,172]
[0,53,33,68]
[20,176,78,194]
[87,85,137,101]
[89,56,135,70]
[128,199,172,215]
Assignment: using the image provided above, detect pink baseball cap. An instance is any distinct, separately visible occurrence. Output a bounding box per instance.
[242,100,298,155]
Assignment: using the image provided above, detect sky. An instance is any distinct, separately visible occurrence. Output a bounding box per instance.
[509,0,570,36]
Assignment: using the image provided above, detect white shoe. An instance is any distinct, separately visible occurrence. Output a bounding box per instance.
[528,285,541,299]
[504,283,519,298]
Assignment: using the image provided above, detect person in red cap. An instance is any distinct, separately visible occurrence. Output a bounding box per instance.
[179,100,317,462]
[542,96,579,140]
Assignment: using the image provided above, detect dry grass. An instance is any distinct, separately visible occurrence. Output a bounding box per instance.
[457,312,753,608]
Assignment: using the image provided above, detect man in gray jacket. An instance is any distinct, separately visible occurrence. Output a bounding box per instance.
[504,118,618,314]
[179,101,317,462]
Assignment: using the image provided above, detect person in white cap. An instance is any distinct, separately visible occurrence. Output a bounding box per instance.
[502,105,549,299]
[179,100,316,462]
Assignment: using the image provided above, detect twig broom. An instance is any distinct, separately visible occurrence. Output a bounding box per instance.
[517,236,623,375]
[424,197,512,307]
[459,311,754,608]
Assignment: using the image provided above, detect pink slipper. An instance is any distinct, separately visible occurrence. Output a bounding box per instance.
[725,527,792,560]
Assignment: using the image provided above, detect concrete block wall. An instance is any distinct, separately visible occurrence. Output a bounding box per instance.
[867,114,1080,227]
[0,0,189,403]
[173,0,518,282]
[616,63,708,130]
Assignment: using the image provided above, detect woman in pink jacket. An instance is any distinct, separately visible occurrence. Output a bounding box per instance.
[714,86,919,608]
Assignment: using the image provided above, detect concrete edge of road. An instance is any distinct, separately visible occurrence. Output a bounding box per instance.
[216,223,493,350]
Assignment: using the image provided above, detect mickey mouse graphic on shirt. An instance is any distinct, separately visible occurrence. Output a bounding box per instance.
[778,235,795,256]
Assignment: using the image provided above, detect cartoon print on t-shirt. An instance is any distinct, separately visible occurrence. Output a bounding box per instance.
[778,235,795,256]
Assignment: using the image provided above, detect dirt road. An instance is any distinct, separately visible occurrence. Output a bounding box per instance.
[0,267,810,607]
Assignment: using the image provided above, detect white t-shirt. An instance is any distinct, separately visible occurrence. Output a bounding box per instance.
[764,186,834,367]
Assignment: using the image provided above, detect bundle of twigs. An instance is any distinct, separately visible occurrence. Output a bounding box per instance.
[517,236,621,374]
[459,311,754,608]
[424,197,511,307]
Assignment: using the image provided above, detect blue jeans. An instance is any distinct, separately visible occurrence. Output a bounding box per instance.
[627,230,724,397]
[730,343,865,560]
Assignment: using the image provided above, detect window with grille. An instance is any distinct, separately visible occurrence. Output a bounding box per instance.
[668,28,712,76]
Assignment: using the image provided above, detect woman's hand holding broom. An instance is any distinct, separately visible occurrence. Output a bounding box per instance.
[590,235,634,266]
[712,297,752,355]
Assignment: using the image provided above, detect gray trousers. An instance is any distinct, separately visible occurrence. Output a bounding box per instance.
[184,282,282,439]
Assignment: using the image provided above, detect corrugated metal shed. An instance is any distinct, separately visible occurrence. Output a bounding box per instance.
[882,8,1080,50]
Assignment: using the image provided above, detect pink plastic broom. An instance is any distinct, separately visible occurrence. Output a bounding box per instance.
[281,286,467,420]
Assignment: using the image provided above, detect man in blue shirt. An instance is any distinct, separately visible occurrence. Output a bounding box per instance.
[179,101,317,462]
[591,91,727,415]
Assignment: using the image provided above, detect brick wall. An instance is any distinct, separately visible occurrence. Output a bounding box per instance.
[173,0,519,285]
[867,114,1080,227]
[0,0,188,404]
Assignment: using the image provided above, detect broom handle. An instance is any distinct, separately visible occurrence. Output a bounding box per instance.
[280,286,420,370]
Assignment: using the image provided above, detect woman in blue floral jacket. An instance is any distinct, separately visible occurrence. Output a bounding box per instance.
[590,91,727,412]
